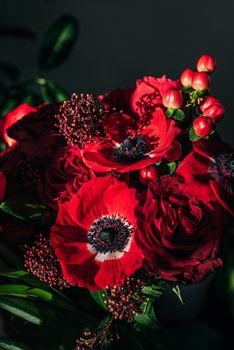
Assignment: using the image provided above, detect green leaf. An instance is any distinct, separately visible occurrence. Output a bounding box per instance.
[167,161,177,175]
[142,285,163,298]
[189,126,202,141]
[39,15,79,71]
[0,193,47,221]
[90,290,108,311]
[173,109,185,121]
[134,299,160,329]
[0,284,53,301]
[0,296,42,325]
[172,284,184,305]
[0,338,32,350]
[37,78,69,103]
[166,108,174,118]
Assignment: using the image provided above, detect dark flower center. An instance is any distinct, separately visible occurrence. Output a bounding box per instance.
[114,136,146,162]
[88,215,134,254]
[216,153,234,180]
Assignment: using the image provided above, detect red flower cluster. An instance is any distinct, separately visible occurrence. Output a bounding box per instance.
[0,54,233,292]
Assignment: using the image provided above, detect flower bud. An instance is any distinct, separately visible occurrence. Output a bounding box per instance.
[139,166,159,186]
[197,55,216,73]
[203,103,225,123]
[193,116,214,137]
[180,68,194,88]
[162,88,183,109]
[199,96,219,112]
[192,72,210,91]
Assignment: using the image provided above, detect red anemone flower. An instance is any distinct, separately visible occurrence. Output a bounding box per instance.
[81,109,181,173]
[50,176,143,291]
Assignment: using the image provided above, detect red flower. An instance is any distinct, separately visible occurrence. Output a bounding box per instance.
[130,75,181,118]
[176,140,234,216]
[100,87,134,115]
[81,109,181,173]
[0,171,5,202]
[38,146,94,209]
[136,176,224,283]
[0,103,36,147]
[50,176,143,290]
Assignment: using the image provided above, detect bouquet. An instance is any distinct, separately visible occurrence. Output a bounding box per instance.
[0,53,233,350]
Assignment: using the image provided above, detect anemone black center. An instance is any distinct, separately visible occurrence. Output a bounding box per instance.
[216,153,234,180]
[88,215,134,254]
[114,136,146,162]
[98,227,116,243]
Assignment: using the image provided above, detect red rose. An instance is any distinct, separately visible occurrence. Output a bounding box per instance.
[136,176,224,283]
[0,171,5,202]
[38,145,94,209]
[130,75,181,118]
[176,140,234,216]
[0,103,36,147]
[50,176,143,290]
[81,109,181,173]
[7,103,63,159]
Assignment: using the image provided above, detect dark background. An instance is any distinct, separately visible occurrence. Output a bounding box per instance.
[0,0,234,145]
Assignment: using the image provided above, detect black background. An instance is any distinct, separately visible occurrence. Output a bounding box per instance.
[1,0,234,146]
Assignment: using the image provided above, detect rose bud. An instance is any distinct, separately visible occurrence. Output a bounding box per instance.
[180,68,194,88]
[193,116,214,137]
[139,165,159,186]
[162,88,183,109]
[200,96,219,112]
[203,103,225,123]
[192,72,210,91]
[197,54,216,73]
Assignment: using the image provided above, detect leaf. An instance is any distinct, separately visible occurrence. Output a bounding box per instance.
[0,27,36,41]
[0,193,47,221]
[172,284,184,305]
[0,62,20,81]
[166,108,174,118]
[173,109,185,121]
[0,284,53,301]
[0,296,42,325]
[37,78,69,103]
[167,161,177,175]
[0,338,32,350]
[142,285,163,298]
[39,15,79,71]
[90,290,108,311]
[189,126,202,141]
[134,299,160,329]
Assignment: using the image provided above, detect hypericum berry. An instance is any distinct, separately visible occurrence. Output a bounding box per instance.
[203,103,225,123]
[162,88,183,109]
[197,54,216,73]
[200,96,219,112]
[192,72,210,91]
[193,116,214,137]
[180,68,194,88]
[139,166,159,186]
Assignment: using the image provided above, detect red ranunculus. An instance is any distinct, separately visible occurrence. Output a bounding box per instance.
[176,140,234,216]
[0,103,36,147]
[81,109,181,173]
[50,176,143,290]
[130,75,181,118]
[136,175,224,283]
[0,171,5,202]
[38,145,94,209]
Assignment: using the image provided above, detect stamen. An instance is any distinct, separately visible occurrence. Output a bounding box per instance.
[114,136,146,162]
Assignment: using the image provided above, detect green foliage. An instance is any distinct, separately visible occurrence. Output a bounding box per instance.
[134,299,160,330]
[37,78,69,103]
[189,126,202,141]
[0,338,32,350]
[90,290,108,311]
[173,109,185,121]
[167,161,177,175]
[39,15,79,71]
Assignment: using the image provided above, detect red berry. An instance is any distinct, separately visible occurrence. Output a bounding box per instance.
[199,96,219,112]
[192,72,210,91]
[197,54,216,73]
[139,166,159,185]
[180,68,194,88]
[203,103,225,123]
[162,88,183,109]
[193,116,214,137]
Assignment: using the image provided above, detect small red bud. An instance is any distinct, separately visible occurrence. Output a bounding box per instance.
[199,96,219,112]
[193,116,214,137]
[162,88,183,109]
[197,54,216,73]
[192,72,210,91]
[180,68,194,88]
[139,166,159,186]
[203,103,225,123]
